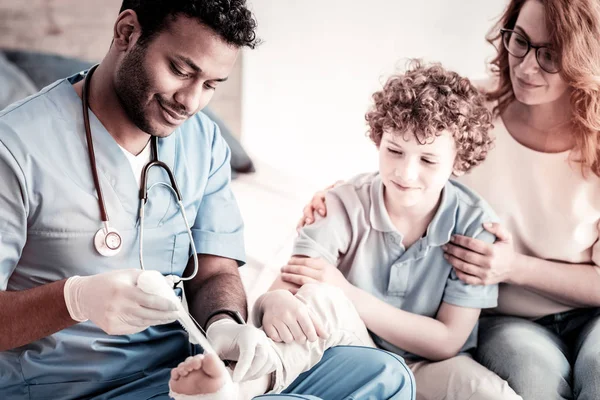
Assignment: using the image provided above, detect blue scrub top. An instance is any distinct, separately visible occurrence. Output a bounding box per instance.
[0,72,245,399]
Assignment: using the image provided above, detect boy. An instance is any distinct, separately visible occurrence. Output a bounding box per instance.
[276,61,523,400]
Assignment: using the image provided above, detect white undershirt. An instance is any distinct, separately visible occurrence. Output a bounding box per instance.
[117,140,153,187]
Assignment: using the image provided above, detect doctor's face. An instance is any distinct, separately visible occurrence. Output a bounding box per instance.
[115,15,239,137]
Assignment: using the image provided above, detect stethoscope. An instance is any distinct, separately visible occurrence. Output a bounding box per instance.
[82,65,198,283]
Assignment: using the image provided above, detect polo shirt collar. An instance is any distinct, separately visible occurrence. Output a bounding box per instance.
[369,175,459,246]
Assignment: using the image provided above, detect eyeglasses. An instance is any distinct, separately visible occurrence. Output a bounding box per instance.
[500,28,561,74]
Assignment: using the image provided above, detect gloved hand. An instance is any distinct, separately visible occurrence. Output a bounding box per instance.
[207,319,280,382]
[63,269,179,335]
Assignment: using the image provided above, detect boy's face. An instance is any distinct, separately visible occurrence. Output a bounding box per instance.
[378,130,458,210]
[115,14,239,138]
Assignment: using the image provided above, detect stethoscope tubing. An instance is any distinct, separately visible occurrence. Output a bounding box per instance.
[82,65,198,283]
[82,65,110,223]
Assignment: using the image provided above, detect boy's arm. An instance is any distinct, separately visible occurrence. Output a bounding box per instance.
[257,192,353,342]
[277,256,482,360]
[269,190,353,293]
[346,285,480,361]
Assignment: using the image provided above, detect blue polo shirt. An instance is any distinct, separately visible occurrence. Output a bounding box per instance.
[293,172,499,361]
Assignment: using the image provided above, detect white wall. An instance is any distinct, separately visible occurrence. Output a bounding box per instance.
[242,0,509,187]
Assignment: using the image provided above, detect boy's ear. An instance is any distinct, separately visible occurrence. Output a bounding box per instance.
[451,156,465,176]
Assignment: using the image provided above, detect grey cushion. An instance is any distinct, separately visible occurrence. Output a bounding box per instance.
[0,52,38,110]
[3,50,93,89]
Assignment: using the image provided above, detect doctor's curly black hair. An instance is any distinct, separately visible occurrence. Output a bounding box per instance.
[119,0,259,49]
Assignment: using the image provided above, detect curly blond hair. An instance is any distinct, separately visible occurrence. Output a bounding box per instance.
[366,60,494,173]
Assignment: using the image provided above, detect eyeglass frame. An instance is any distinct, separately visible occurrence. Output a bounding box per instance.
[500,28,561,74]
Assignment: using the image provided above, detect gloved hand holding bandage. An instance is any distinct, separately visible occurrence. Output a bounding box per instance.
[207,319,280,383]
[63,269,179,335]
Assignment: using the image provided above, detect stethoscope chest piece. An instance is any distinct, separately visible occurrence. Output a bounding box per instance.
[94,227,123,257]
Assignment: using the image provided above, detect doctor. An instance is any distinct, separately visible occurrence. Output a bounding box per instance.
[0,1,412,399]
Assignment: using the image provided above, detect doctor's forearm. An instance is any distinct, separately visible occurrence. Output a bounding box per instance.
[0,280,75,351]
[184,255,248,329]
[188,273,247,328]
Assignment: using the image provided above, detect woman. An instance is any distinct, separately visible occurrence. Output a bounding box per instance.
[297,0,600,398]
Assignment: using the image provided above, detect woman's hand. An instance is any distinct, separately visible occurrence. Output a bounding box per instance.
[295,181,344,230]
[280,257,350,291]
[442,223,519,285]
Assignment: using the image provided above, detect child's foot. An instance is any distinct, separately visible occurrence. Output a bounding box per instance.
[169,353,236,399]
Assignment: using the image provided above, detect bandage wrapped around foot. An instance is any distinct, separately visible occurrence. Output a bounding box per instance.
[137,271,240,399]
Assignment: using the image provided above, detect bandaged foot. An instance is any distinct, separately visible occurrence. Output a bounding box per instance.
[169,353,239,400]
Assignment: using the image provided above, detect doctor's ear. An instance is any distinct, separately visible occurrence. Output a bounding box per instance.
[113,10,142,50]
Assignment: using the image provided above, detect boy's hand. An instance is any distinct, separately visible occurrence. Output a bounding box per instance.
[253,289,328,344]
[281,257,350,292]
[442,222,518,285]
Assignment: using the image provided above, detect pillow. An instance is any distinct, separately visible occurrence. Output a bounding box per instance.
[0,52,38,110]
[202,108,255,173]
[1,49,255,174]
[3,49,93,89]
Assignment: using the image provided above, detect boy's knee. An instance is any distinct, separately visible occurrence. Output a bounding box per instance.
[295,283,353,314]
[295,285,375,347]
[295,283,360,328]
[469,385,522,400]
[296,283,344,300]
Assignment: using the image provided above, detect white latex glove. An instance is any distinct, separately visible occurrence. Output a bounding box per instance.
[253,289,329,344]
[206,319,280,382]
[64,269,179,335]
